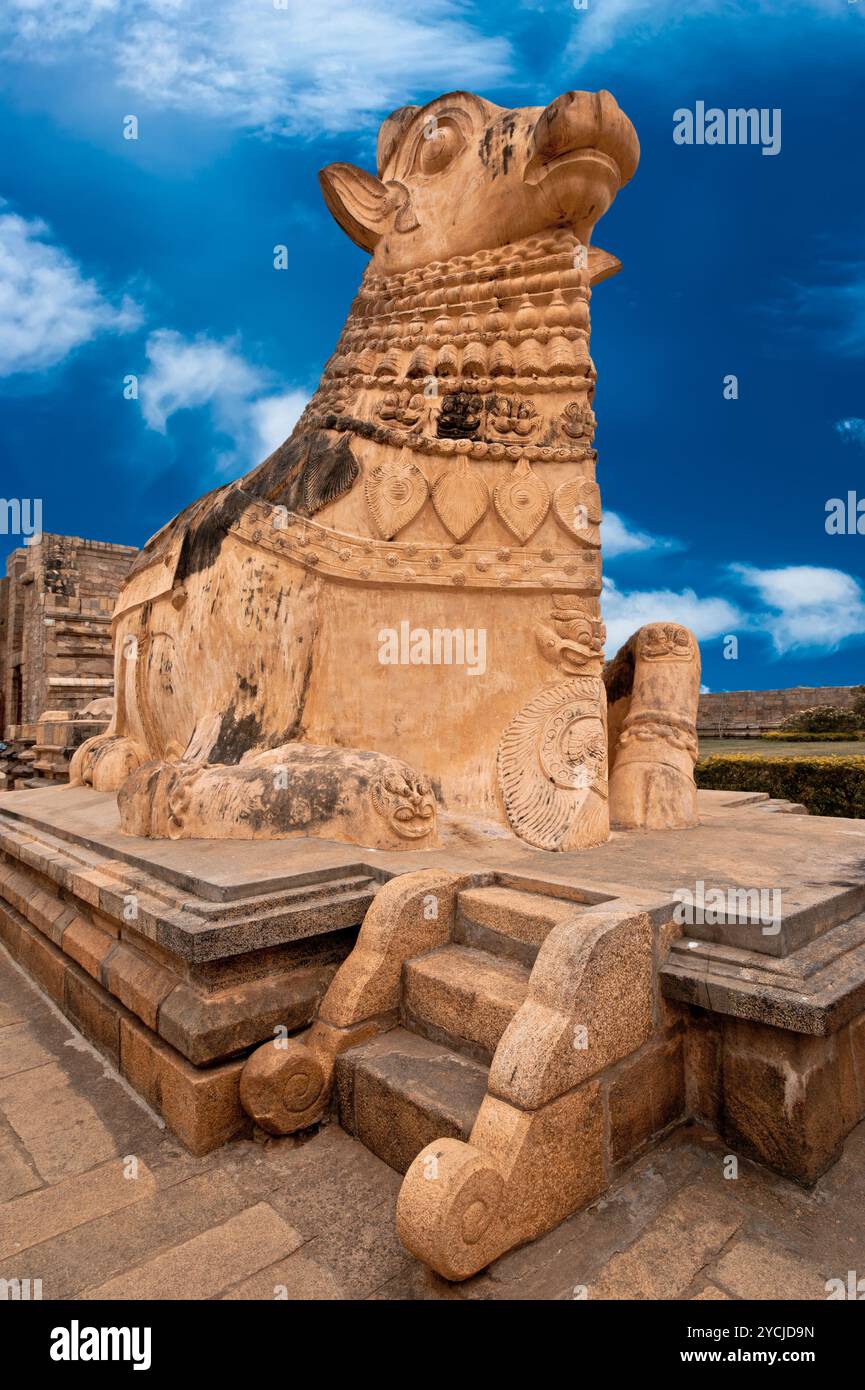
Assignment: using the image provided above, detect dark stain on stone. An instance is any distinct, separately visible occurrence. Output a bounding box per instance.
[175,486,248,585]
[210,707,263,765]
[256,755,364,832]
[284,616,317,742]
[130,427,359,585]
[603,636,636,706]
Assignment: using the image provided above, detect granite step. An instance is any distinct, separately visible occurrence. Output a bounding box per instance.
[401,943,529,1064]
[334,1027,489,1175]
[454,883,580,965]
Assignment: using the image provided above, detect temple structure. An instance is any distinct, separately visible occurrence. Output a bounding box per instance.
[0,535,137,786]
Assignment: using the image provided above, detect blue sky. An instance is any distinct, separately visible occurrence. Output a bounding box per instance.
[1,0,864,692]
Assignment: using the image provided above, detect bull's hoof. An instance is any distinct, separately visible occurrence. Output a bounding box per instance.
[69,735,146,792]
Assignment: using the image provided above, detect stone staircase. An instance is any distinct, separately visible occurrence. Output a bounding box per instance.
[335,884,580,1174]
[240,869,664,1279]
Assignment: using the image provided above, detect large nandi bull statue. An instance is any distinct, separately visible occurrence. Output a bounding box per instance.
[72,88,700,851]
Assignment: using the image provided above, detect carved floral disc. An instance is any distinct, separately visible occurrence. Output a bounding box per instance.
[493,458,550,543]
[497,676,609,851]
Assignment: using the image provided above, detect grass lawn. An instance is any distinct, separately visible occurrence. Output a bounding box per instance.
[699,737,865,760]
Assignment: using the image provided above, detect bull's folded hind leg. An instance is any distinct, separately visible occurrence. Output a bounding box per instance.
[603,623,700,830]
[117,739,439,850]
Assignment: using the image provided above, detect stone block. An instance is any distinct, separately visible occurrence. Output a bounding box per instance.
[401,945,529,1063]
[337,1027,488,1174]
[64,967,121,1063]
[588,1181,743,1299]
[17,918,66,1004]
[683,1012,722,1128]
[157,966,330,1066]
[102,942,177,1030]
[712,1239,830,1300]
[0,1158,156,1260]
[119,1016,250,1155]
[721,1021,845,1183]
[607,1033,685,1167]
[61,914,114,980]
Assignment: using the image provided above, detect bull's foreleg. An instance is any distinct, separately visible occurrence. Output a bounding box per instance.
[603,622,700,830]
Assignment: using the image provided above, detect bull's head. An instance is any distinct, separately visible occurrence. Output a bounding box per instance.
[320,89,639,274]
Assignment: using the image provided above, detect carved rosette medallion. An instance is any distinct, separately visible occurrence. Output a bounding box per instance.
[497,676,609,851]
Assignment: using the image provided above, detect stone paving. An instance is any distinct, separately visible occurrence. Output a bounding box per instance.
[1,940,862,1302]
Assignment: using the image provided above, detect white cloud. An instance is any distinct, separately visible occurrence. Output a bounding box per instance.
[602,575,741,654]
[138,328,307,468]
[2,0,117,46]
[730,562,865,654]
[566,0,854,62]
[779,262,865,357]
[249,389,310,458]
[835,417,865,446]
[139,329,266,433]
[602,510,682,559]
[0,207,140,376]
[1,0,512,137]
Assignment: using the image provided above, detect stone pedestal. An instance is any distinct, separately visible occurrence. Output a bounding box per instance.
[0,786,377,1151]
[2,782,864,1233]
[663,902,865,1182]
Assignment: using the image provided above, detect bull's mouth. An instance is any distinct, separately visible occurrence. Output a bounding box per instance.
[524,89,640,229]
[524,144,623,189]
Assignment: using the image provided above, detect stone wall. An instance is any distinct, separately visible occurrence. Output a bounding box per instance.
[698,685,861,737]
[0,575,8,734]
[1,535,138,738]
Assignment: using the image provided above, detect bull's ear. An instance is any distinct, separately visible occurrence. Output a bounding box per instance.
[319,164,418,251]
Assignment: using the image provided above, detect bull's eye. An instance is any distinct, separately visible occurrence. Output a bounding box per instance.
[416,120,464,175]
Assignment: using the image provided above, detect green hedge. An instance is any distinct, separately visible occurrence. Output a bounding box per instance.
[761,730,865,742]
[695,754,865,818]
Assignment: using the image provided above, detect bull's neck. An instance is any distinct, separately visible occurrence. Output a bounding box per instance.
[305,227,598,454]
